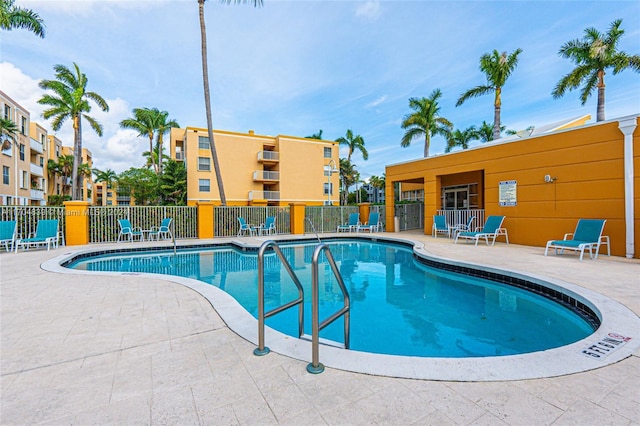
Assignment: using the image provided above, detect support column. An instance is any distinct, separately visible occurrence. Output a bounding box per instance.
[289,203,306,235]
[359,203,371,226]
[197,201,215,239]
[64,201,90,245]
[618,117,637,259]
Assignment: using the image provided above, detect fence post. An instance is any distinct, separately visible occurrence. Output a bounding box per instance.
[358,203,370,225]
[289,203,306,235]
[64,201,90,245]
[197,201,215,239]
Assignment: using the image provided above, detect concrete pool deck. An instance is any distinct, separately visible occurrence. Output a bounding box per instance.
[1,231,639,424]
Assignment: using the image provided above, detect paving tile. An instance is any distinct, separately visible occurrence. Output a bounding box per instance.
[553,399,632,425]
[355,380,437,424]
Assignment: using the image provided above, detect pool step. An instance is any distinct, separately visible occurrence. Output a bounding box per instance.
[300,334,346,349]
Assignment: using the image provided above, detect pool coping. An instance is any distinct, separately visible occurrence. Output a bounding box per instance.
[42,234,640,382]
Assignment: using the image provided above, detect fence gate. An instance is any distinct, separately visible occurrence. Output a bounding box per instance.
[394,204,424,231]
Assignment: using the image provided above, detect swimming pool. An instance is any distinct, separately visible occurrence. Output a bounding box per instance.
[65,239,597,358]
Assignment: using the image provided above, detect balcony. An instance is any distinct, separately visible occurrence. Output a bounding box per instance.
[252,170,279,182]
[30,163,44,176]
[257,151,279,163]
[30,189,45,201]
[30,138,44,154]
[248,190,280,201]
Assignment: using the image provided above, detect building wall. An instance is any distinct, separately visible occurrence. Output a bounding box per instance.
[170,127,339,206]
[1,90,32,205]
[385,116,640,258]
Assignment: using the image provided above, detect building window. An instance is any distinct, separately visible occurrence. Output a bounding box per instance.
[198,136,210,149]
[41,134,46,144]
[19,144,25,161]
[198,157,211,171]
[323,182,333,195]
[56,183,60,194]
[199,179,210,192]
[4,104,10,120]
[20,171,28,189]
[2,166,9,185]
[324,147,332,158]
[55,146,60,157]
[21,117,27,135]
[40,156,44,167]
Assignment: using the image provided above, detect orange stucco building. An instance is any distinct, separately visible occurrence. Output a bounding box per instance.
[385,115,639,259]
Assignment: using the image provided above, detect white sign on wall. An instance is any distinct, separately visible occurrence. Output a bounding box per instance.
[499,180,517,206]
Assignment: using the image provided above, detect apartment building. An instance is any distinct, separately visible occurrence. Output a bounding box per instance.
[94,181,136,206]
[1,90,47,206]
[1,90,94,205]
[170,127,340,206]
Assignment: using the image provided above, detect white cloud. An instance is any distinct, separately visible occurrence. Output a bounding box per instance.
[0,62,44,119]
[355,1,381,21]
[366,95,387,108]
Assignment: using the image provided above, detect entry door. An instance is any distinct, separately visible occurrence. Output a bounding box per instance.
[444,188,468,210]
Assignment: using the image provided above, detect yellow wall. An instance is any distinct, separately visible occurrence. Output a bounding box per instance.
[171,127,339,206]
[385,117,640,258]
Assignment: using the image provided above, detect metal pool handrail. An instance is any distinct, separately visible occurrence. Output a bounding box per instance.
[253,240,305,356]
[307,243,351,374]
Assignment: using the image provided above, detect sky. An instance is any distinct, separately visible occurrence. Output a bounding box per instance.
[1,0,639,181]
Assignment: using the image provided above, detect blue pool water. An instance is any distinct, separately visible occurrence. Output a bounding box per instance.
[66,240,596,358]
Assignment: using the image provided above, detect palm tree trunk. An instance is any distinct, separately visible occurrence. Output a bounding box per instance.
[493,104,501,140]
[72,115,81,200]
[596,70,606,122]
[198,0,226,205]
[424,134,430,157]
[148,134,157,174]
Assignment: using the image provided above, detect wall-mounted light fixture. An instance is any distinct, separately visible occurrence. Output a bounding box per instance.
[544,174,557,183]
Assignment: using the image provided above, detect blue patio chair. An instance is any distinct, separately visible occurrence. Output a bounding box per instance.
[258,216,276,236]
[14,219,59,252]
[451,215,475,239]
[432,215,451,238]
[237,217,254,237]
[545,219,607,261]
[148,218,173,241]
[337,213,360,232]
[357,212,380,233]
[455,215,508,246]
[0,220,17,252]
[118,219,143,242]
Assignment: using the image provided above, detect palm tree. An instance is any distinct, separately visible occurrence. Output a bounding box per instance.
[339,158,357,205]
[0,0,45,37]
[456,49,523,140]
[401,89,453,158]
[159,159,187,205]
[93,168,118,187]
[336,129,368,163]
[552,19,640,122]
[38,63,109,200]
[120,108,158,173]
[198,0,262,205]
[306,129,323,139]
[48,154,74,196]
[154,110,179,174]
[0,117,18,151]
[445,126,479,153]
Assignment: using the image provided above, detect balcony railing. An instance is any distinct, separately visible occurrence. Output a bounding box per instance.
[175,152,184,160]
[248,190,280,201]
[30,189,45,200]
[253,170,280,181]
[30,163,44,176]
[257,150,279,162]
[30,138,44,154]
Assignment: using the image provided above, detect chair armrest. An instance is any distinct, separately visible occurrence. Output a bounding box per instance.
[563,233,574,240]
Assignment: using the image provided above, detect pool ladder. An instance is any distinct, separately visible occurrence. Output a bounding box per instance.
[253,240,350,374]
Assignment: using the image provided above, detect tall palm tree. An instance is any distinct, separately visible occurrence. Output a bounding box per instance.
[339,158,357,205]
[38,63,109,200]
[552,19,640,122]
[120,108,158,173]
[0,0,45,37]
[445,126,479,153]
[401,89,453,158]
[336,129,368,163]
[456,49,523,140]
[48,154,74,196]
[198,0,263,205]
[154,109,179,175]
